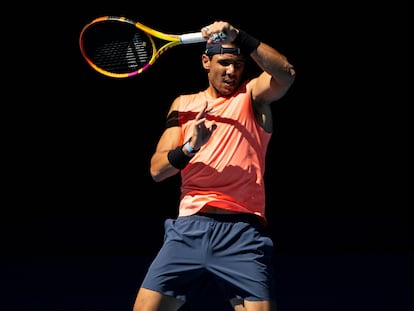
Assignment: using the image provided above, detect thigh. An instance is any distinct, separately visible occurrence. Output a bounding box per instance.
[140,218,210,302]
[244,299,275,311]
[209,221,275,301]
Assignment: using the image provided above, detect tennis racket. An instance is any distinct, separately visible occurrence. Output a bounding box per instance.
[79,16,210,78]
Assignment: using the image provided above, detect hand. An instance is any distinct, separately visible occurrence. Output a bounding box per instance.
[201,21,239,44]
[190,102,217,150]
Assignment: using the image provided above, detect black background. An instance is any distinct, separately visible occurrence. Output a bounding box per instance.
[2,2,412,310]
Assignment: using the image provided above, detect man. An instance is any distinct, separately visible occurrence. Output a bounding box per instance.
[133,21,295,311]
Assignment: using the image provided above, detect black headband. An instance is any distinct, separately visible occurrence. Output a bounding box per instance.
[204,44,243,57]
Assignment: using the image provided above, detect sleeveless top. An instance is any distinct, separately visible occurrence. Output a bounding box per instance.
[175,80,272,223]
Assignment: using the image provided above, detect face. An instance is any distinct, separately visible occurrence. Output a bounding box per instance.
[202,51,246,96]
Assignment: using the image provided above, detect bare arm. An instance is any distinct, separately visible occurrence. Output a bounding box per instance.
[149,125,182,182]
[250,42,296,105]
[248,42,295,131]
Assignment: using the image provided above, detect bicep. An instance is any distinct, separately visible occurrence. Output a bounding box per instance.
[251,72,290,105]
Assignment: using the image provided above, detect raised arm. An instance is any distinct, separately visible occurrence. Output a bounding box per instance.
[202,21,295,105]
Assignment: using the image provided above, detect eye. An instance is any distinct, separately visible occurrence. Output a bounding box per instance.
[218,60,245,68]
[233,62,244,69]
[219,60,231,67]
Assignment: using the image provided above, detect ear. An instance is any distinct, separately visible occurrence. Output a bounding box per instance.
[202,54,211,70]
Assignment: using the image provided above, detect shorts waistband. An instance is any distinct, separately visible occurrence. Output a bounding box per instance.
[192,212,265,228]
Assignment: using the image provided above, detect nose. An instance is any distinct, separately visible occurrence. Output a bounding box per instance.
[226,64,235,74]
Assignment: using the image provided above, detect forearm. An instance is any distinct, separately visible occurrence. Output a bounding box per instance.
[150,151,180,182]
[150,142,196,182]
[231,28,295,87]
[251,42,296,85]
[202,21,295,82]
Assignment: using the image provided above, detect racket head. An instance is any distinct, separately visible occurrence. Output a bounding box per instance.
[79,16,179,78]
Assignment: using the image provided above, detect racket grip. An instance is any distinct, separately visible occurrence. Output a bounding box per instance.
[180,32,206,44]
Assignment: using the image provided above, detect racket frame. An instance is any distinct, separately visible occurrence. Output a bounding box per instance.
[79,16,206,78]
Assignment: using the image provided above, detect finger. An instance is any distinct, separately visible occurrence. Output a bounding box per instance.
[195,118,207,127]
[195,107,205,120]
[211,32,227,44]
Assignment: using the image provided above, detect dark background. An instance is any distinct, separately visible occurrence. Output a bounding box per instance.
[2,2,412,310]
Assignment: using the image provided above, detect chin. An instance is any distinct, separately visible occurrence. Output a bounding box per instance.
[222,85,235,94]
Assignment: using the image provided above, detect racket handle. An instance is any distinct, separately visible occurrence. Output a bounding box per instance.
[180,32,206,44]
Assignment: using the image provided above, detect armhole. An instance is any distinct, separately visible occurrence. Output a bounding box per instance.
[165,110,179,128]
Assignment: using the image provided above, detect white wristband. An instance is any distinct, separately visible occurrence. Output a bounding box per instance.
[184,141,197,153]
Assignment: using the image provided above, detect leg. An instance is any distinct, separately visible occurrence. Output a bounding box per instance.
[243,300,276,311]
[133,287,184,311]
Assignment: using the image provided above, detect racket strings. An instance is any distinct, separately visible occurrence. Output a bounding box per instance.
[130,33,152,67]
[82,23,154,74]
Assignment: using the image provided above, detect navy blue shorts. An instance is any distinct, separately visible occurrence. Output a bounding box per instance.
[141,213,276,303]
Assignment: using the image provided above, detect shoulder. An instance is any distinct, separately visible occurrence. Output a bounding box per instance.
[166,92,204,117]
[173,92,206,110]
